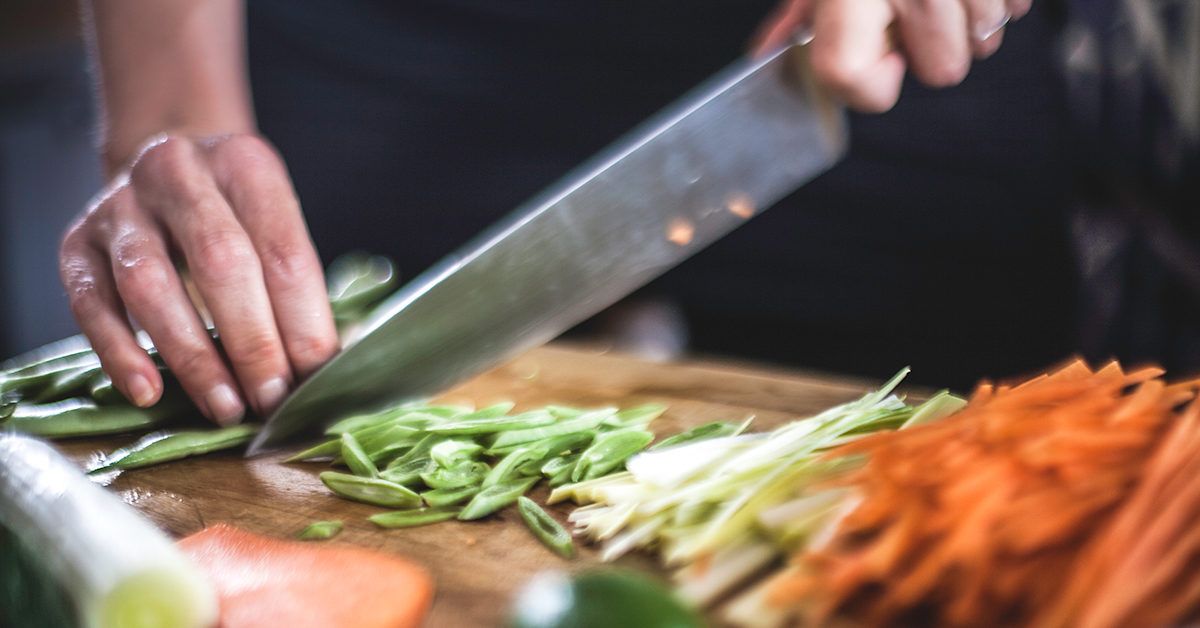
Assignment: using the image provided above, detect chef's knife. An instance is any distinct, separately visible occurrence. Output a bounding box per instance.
[250,41,847,453]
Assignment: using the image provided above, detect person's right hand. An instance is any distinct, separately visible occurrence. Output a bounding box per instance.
[60,133,339,425]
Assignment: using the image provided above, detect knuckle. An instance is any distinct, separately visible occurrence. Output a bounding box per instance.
[130,136,202,200]
[113,254,174,303]
[259,238,316,282]
[811,47,863,92]
[67,286,105,321]
[287,333,338,369]
[208,134,280,174]
[227,330,284,370]
[171,341,220,380]
[191,229,258,284]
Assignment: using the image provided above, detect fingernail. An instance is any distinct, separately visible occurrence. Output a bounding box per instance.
[127,374,156,407]
[205,384,245,426]
[256,377,289,413]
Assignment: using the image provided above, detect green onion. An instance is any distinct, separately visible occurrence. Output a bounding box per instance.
[297,520,343,541]
[517,497,574,559]
[0,434,217,628]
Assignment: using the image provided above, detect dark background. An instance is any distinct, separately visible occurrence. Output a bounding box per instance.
[1,1,1078,390]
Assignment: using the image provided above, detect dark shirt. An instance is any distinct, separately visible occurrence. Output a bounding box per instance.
[247,1,1078,389]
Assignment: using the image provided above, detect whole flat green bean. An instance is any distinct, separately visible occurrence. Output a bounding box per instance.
[368,507,458,529]
[649,421,741,450]
[484,444,549,488]
[380,458,434,487]
[297,520,343,540]
[320,471,421,508]
[8,398,183,439]
[33,365,102,403]
[91,424,260,473]
[420,461,489,490]
[1,333,93,374]
[327,253,397,320]
[87,372,122,405]
[340,432,379,478]
[488,409,615,451]
[517,496,574,558]
[421,485,481,508]
[426,410,554,436]
[458,476,539,520]
[572,429,654,482]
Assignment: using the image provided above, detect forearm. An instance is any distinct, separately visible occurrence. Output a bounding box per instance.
[83,0,254,175]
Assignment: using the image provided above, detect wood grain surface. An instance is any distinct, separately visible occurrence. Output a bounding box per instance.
[57,344,900,627]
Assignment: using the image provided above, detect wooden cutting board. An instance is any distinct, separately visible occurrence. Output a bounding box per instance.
[58,344,892,627]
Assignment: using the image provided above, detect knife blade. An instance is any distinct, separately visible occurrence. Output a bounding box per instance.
[249,42,847,453]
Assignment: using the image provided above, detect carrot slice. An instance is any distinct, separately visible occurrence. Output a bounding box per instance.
[178,524,433,628]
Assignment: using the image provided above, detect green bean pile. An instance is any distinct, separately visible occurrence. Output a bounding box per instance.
[0,253,397,469]
[291,401,665,555]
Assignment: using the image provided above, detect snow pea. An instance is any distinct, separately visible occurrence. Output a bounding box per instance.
[572,429,654,482]
[340,432,379,478]
[319,471,421,509]
[369,506,458,529]
[297,520,343,540]
[90,424,260,473]
[458,476,540,520]
[517,497,574,558]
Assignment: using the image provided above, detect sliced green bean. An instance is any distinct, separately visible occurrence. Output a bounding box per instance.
[458,476,540,521]
[421,485,482,508]
[386,433,443,469]
[540,454,578,478]
[368,507,458,529]
[340,432,379,478]
[319,471,421,508]
[427,409,554,436]
[489,408,615,451]
[430,439,483,468]
[379,458,434,487]
[545,405,584,419]
[548,458,580,487]
[357,424,422,462]
[484,444,549,488]
[286,438,340,462]
[8,398,185,439]
[420,461,489,489]
[649,420,741,450]
[327,253,397,320]
[297,520,343,540]
[603,403,667,429]
[517,496,574,558]
[91,424,260,473]
[572,429,654,482]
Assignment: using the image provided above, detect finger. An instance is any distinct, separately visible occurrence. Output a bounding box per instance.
[893,0,972,88]
[60,200,163,409]
[810,0,907,112]
[102,187,246,425]
[960,0,1010,57]
[1007,0,1031,20]
[751,0,812,56]
[130,135,292,416]
[203,135,339,381]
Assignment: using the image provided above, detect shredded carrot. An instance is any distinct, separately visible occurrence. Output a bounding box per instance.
[178,523,433,628]
[768,359,1200,627]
